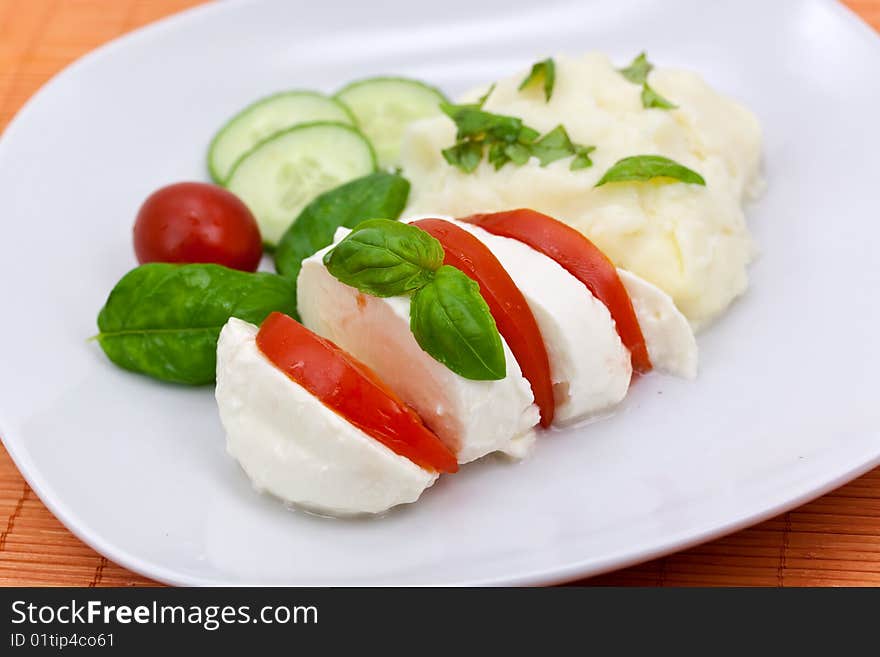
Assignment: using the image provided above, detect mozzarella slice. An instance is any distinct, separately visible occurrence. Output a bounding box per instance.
[617,269,698,379]
[215,317,437,516]
[416,217,632,425]
[297,234,539,464]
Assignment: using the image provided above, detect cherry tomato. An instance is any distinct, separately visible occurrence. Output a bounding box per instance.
[256,312,458,474]
[462,209,652,373]
[133,182,262,271]
[412,218,555,427]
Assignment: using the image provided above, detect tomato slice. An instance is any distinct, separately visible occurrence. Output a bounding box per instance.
[462,209,652,373]
[412,218,555,427]
[256,312,458,473]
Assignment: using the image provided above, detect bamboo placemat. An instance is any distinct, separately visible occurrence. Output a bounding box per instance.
[1,0,879,587]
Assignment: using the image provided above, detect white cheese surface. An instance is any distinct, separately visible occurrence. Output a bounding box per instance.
[617,269,698,379]
[297,232,539,463]
[215,318,437,516]
[400,52,763,328]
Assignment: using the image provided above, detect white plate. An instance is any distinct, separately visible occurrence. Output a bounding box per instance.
[1,0,879,586]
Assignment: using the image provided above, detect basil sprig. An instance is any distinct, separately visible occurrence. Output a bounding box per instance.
[518,58,555,102]
[324,220,506,381]
[619,52,677,110]
[440,103,594,173]
[596,155,705,187]
[96,263,298,384]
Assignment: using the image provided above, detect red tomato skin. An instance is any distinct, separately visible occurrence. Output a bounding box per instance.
[412,218,555,427]
[256,312,458,474]
[133,182,262,272]
[462,209,652,373]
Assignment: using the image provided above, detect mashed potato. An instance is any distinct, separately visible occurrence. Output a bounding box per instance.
[400,53,763,328]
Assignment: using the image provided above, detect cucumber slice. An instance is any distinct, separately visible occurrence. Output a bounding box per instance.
[208,91,355,184]
[226,122,376,246]
[335,77,447,169]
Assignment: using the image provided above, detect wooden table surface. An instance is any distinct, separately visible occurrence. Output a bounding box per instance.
[2,0,879,587]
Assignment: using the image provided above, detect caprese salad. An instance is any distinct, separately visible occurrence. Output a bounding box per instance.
[211,210,695,515]
[94,52,761,517]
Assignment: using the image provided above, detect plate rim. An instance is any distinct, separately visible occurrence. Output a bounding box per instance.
[4,417,878,585]
[1,0,880,586]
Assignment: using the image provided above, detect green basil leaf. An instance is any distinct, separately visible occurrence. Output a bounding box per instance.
[440,102,528,143]
[529,124,576,166]
[410,266,506,381]
[641,83,677,110]
[487,141,531,170]
[506,142,532,166]
[439,102,546,173]
[96,264,297,385]
[619,53,678,109]
[528,125,596,170]
[488,141,510,170]
[596,155,706,187]
[518,57,555,101]
[570,144,596,171]
[518,125,540,144]
[619,52,652,84]
[323,218,444,296]
[476,83,496,108]
[439,102,597,174]
[273,172,411,307]
[442,140,484,173]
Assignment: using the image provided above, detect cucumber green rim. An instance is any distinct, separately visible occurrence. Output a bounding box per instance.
[206,90,357,184]
[225,121,378,246]
[334,76,449,104]
[225,120,377,184]
[335,77,448,168]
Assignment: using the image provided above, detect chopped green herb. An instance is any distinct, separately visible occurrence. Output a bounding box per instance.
[619,52,677,110]
[519,125,540,142]
[442,140,483,173]
[570,144,596,171]
[619,52,652,84]
[518,58,556,102]
[476,83,496,108]
[440,102,530,142]
[440,104,594,173]
[506,142,532,166]
[439,102,541,173]
[527,125,596,169]
[641,84,677,109]
[487,141,508,170]
[529,125,575,166]
[595,155,705,187]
